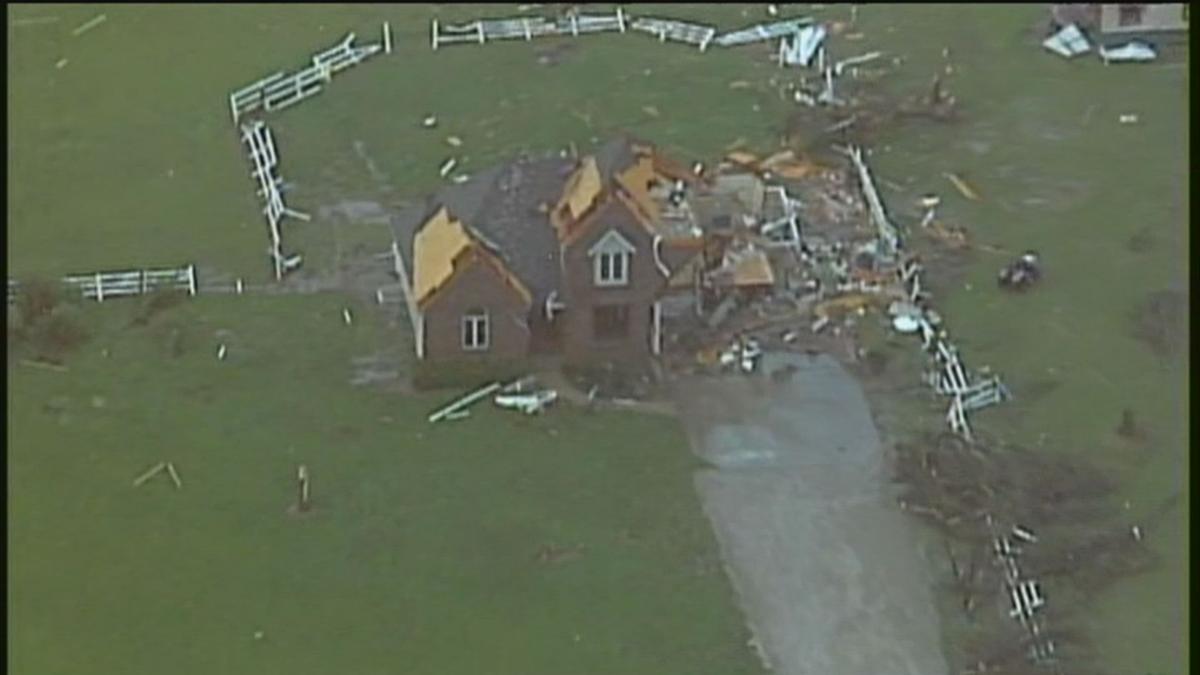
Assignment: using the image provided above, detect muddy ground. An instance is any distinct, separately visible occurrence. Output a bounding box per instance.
[670,352,948,675]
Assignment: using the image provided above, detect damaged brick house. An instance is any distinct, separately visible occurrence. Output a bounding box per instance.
[390,137,708,372]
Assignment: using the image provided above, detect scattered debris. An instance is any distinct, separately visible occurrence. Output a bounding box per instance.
[428,381,502,423]
[439,158,458,177]
[997,251,1042,291]
[342,308,353,325]
[11,16,60,27]
[54,58,69,69]
[494,388,559,414]
[446,135,463,147]
[834,50,883,76]
[1042,23,1090,59]
[19,359,68,373]
[71,13,107,37]
[1099,40,1157,64]
[133,462,168,488]
[422,114,438,128]
[165,462,183,489]
[217,343,228,360]
[778,24,825,68]
[943,172,980,201]
[1118,113,1139,125]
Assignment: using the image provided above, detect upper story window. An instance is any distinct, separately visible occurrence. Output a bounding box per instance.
[588,229,636,288]
[461,310,489,351]
[1118,4,1146,27]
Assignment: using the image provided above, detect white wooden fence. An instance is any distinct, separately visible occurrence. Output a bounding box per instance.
[431,8,627,49]
[629,17,717,50]
[7,265,197,304]
[229,31,384,124]
[241,120,308,280]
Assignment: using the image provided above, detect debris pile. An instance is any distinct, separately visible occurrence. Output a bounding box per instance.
[997,251,1042,292]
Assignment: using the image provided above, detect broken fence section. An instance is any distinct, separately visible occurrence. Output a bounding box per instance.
[987,518,1057,666]
[778,23,825,67]
[229,31,382,124]
[629,16,717,51]
[240,120,308,280]
[431,8,627,49]
[714,17,813,48]
[839,145,901,258]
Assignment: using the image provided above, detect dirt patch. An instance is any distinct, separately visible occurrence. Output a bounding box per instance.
[534,40,577,67]
[1130,289,1187,358]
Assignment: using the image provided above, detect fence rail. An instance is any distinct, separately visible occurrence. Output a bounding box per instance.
[431,9,627,49]
[8,264,197,304]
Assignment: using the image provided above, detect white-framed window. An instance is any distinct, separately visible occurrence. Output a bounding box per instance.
[461,310,489,351]
[596,251,629,286]
[589,229,636,288]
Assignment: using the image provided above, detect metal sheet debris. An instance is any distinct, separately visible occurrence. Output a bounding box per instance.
[1042,23,1090,59]
[1099,40,1157,64]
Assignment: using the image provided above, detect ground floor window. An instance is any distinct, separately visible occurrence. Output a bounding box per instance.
[593,304,630,341]
[462,310,489,351]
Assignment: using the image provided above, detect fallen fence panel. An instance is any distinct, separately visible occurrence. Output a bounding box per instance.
[715,17,813,47]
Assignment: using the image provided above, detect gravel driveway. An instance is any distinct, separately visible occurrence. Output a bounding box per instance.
[671,352,948,675]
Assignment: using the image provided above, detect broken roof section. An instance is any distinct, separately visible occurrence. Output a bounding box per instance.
[394,153,575,303]
[1043,23,1091,58]
[412,207,472,304]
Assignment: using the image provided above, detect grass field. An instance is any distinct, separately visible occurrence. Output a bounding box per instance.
[8,293,761,675]
[9,4,1189,674]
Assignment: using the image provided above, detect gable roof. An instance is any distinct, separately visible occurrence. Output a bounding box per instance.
[393,152,575,305]
[411,206,533,310]
[587,228,638,256]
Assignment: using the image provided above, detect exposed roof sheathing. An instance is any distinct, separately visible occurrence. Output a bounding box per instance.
[413,207,472,305]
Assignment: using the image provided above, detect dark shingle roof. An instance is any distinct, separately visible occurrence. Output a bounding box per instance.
[390,152,575,302]
[593,135,640,182]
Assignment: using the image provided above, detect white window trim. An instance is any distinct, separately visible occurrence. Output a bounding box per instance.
[461,311,490,351]
[589,229,636,287]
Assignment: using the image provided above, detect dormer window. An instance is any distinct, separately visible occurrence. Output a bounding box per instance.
[588,229,636,287]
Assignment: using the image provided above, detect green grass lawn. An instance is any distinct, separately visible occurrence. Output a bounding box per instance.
[7,3,789,281]
[8,292,761,675]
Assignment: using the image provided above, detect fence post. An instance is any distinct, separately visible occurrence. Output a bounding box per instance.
[95,272,104,302]
[141,269,148,294]
[477,21,485,44]
[186,264,197,296]
[431,19,439,50]
[617,7,626,33]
